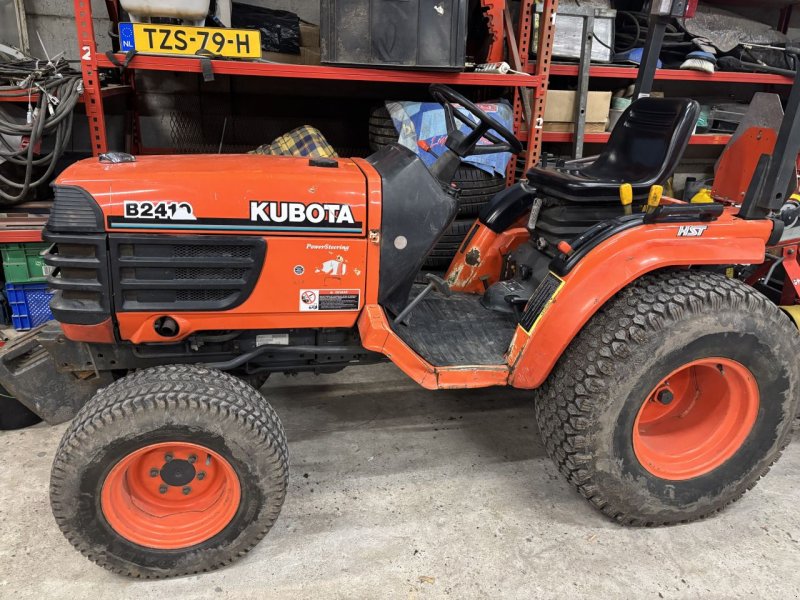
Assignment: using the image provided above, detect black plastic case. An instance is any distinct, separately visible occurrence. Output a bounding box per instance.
[321,0,467,70]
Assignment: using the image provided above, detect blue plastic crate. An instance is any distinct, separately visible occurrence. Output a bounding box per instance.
[5,283,54,330]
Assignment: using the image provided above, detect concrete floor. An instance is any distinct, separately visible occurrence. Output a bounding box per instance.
[0,363,798,599]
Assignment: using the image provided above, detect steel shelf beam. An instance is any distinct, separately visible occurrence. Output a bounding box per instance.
[521,131,733,145]
[96,54,541,87]
[546,64,794,85]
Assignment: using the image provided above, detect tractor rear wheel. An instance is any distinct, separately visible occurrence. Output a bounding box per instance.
[535,270,800,525]
[50,364,288,577]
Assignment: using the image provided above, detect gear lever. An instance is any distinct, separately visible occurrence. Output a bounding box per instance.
[393,273,451,326]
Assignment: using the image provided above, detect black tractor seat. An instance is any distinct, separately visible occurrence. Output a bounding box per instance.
[527,97,700,202]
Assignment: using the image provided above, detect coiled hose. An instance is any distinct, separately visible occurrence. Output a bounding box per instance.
[0,55,82,205]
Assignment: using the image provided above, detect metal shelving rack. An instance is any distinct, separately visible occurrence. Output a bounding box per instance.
[536,62,798,148]
[74,0,559,176]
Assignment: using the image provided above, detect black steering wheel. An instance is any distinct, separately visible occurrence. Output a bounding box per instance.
[429,84,523,158]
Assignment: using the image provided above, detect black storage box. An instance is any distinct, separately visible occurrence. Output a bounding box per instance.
[321,0,468,70]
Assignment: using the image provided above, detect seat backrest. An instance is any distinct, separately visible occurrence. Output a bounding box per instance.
[581,97,700,186]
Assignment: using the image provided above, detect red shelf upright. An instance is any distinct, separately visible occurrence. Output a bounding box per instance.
[520,0,558,177]
[74,0,109,155]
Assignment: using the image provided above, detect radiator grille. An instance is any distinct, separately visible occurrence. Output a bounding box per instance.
[172,245,252,259]
[519,273,563,332]
[43,233,110,325]
[176,289,238,302]
[175,267,247,280]
[110,236,266,312]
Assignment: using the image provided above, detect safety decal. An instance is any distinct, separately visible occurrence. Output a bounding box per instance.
[299,289,360,312]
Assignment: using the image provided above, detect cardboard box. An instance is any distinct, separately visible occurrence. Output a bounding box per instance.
[301,46,321,65]
[299,22,320,48]
[262,47,321,66]
[263,51,303,65]
[544,121,608,133]
[543,90,612,132]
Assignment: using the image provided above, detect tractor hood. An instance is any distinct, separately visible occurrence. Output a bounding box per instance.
[52,154,369,237]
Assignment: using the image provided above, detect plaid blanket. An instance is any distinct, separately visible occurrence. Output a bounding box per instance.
[385,100,514,176]
[252,125,338,158]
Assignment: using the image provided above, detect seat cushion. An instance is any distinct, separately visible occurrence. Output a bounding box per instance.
[526,167,652,202]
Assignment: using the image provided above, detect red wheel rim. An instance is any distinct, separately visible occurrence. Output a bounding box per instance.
[101,442,241,549]
[633,358,759,481]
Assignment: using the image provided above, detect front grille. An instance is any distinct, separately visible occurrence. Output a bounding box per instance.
[172,244,252,259]
[519,273,563,332]
[47,186,104,233]
[110,235,266,312]
[176,289,238,302]
[175,267,247,280]
[43,233,110,325]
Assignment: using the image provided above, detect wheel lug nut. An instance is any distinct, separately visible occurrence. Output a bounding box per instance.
[657,389,674,405]
[188,454,197,464]
[164,453,173,462]
[182,486,191,495]
[149,468,159,477]
[159,485,168,494]
[197,471,206,480]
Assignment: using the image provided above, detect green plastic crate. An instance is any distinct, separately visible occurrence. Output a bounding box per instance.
[1,243,51,283]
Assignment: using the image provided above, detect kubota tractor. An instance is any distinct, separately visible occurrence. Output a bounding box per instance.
[3,3,800,578]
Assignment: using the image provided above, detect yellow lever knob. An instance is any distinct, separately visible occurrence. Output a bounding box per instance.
[646,185,664,213]
[620,183,633,215]
[690,188,714,204]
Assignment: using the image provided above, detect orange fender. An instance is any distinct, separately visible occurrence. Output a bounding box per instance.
[508,212,775,389]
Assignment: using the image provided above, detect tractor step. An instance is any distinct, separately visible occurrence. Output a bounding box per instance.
[391,287,517,366]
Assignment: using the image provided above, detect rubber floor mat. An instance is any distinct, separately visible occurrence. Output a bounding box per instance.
[390,289,517,366]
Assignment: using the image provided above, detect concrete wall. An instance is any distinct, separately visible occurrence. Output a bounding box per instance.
[21,0,111,60]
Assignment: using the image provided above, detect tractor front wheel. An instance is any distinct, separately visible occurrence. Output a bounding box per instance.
[535,271,800,525]
[50,364,288,577]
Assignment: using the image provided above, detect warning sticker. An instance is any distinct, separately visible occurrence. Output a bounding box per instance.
[299,289,360,312]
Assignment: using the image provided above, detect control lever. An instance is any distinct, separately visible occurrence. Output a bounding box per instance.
[393,273,451,326]
[645,185,664,213]
[619,183,633,215]
[504,294,528,321]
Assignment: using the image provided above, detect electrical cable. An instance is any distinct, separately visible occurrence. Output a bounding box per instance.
[0,53,82,204]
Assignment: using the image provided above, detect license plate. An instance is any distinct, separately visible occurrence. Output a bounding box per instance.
[118,22,261,59]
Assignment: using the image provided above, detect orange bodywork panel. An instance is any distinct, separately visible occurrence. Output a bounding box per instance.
[61,319,116,343]
[56,155,376,343]
[357,305,508,389]
[507,208,774,389]
[445,222,530,293]
[713,126,778,204]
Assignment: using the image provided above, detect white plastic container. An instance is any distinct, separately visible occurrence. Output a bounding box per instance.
[120,0,219,26]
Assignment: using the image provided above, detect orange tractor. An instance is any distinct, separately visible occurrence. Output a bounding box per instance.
[2,2,800,579]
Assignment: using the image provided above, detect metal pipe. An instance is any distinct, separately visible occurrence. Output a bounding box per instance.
[206,345,366,370]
